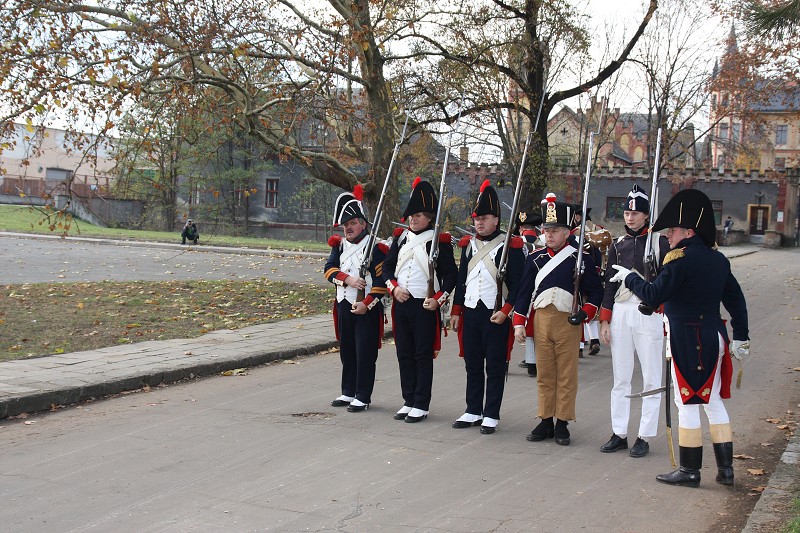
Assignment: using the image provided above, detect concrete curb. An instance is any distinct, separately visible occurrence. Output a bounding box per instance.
[0,231,329,258]
[0,337,340,420]
[742,429,800,532]
[0,314,346,419]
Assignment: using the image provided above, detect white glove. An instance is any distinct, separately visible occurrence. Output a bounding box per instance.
[609,265,633,284]
[731,340,750,360]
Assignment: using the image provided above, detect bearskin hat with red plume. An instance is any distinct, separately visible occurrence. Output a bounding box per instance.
[471,179,501,220]
[401,177,438,221]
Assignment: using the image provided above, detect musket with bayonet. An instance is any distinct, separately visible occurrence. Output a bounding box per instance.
[356,113,410,302]
[638,127,662,315]
[494,93,546,313]
[427,98,465,299]
[568,109,603,325]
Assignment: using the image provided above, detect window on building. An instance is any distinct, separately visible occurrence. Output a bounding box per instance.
[606,197,627,221]
[732,123,741,143]
[718,123,729,141]
[711,94,717,109]
[721,94,729,107]
[775,124,788,145]
[775,157,786,170]
[712,200,723,226]
[265,179,279,208]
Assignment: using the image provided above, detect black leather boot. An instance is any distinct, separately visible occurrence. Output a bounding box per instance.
[656,446,702,487]
[713,442,734,486]
[526,417,554,441]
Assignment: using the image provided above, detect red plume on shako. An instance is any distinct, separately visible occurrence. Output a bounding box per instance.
[401,176,438,222]
[471,179,500,219]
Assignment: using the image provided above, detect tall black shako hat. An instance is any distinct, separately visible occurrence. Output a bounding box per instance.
[652,188,717,246]
[471,179,500,220]
[513,208,543,234]
[401,177,437,222]
[541,193,573,229]
[626,184,650,214]
[570,206,592,229]
[333,184,368,226]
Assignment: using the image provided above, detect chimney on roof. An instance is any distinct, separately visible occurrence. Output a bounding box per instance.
[460,145,469,166]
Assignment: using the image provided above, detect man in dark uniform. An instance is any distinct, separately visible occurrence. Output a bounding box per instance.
[514,208,543,376]
[599,184,671,458]
[610,188,750,488]
[324,185,389,412]
[571,206,602,356]
[450,180,525,434]
[512,193,604,446]
[383,177,457,423]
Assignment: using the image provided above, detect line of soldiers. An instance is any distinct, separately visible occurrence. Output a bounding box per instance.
[324,178,750,489]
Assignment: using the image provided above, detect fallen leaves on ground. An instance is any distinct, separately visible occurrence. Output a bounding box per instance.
[1,279,330,361]
[747,468,765,476]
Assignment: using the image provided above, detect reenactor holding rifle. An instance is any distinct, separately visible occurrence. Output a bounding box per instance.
[324,186,390,412]
[383,177,457,423]
[450,180,525,434]
[599,183,670,457]
[513,194,603,446]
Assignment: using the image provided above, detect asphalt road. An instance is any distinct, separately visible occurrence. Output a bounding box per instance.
[0,234,326,285]
[0,247,798,532]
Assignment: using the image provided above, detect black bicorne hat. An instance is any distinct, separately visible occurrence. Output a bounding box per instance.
[333,184,368,226]
[401,177,438,221]
[471,180,501,220]
[540,193,573,229]
[626,184,650,215]
[652,188,717,246]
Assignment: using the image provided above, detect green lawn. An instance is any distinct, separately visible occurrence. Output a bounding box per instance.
[0,204,330,252]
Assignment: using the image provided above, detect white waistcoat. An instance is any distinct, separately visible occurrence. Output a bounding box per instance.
[337,237,372,303]
[464,237,504,309]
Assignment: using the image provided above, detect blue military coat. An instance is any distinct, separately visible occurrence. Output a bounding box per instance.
[624,235,749,404]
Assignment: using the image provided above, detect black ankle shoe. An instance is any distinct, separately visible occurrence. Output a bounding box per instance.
[629,438,649,457]
[554,419,570,445]
[656,467,701,487]
[527,363,537,377]
[526,418,554,441]
[600,434,628,453]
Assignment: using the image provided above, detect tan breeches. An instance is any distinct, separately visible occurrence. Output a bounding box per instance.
[533,305,583,421]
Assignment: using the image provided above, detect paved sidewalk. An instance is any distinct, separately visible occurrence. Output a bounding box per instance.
[0,314,339,419]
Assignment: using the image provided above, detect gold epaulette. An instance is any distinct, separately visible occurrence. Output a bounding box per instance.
[663,248,686,265]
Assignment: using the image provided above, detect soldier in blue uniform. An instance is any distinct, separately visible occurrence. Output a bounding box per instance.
[599,184,671,458]
[324,186,389,412]
[450,180,525,434]
[513,193,604,446]
[383,178,457,423]
[514,208,543,376]
[610,188,750,488]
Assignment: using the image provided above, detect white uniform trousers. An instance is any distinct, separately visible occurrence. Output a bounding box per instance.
[524,337,536,364]
[672,333,730,429]
[584,319,599,342]
[609,300,664,438]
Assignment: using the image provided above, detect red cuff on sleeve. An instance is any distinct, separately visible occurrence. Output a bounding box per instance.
[500,303,513,316]
[513,312,527,327]
[581,303,598,322]
[335,272,349,282]
[362,295,374,307]
[451,304,464,317]
[599,307,612,323]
